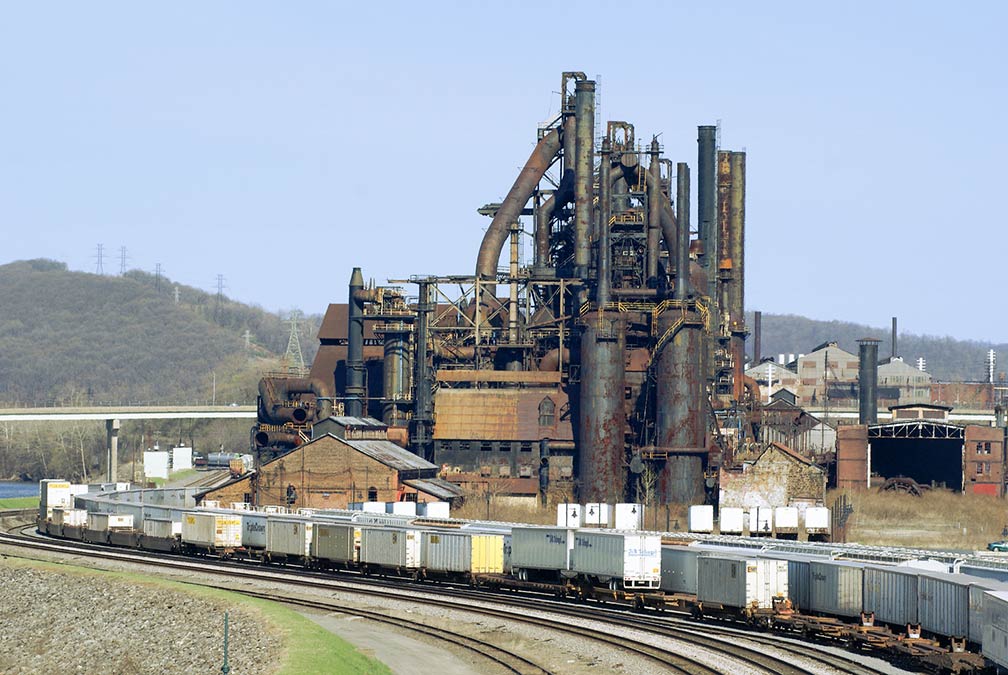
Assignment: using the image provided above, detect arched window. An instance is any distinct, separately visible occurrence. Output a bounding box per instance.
[538,397,556,427]
[367,486,378,502]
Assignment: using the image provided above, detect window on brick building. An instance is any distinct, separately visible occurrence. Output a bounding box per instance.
[539,397,555,426]
[367,486,378,501]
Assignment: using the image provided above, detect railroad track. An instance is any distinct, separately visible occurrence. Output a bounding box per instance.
[0,529,906,675]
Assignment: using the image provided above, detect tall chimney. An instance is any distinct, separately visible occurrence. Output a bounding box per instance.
[675,162,690,300]
[754,310,762,364]
[346,268,366,418]
[697,126,717,285]
[573,79,595,282]
[858,338,881,425]
[597,138,612,305]
[891,316,898,359]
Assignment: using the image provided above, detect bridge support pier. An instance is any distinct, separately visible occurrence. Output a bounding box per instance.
[106,418,120,483]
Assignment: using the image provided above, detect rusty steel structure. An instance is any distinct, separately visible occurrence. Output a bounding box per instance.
[257,72,756,506]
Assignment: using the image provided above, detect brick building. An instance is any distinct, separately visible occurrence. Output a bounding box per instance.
[718,443,827,510]
[198,417,463,508]
[835,404,1006,496]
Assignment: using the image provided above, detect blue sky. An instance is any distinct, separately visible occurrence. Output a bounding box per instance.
[1,3,1004,341]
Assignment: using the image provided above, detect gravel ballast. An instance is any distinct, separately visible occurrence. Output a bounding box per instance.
[0,560,282,675]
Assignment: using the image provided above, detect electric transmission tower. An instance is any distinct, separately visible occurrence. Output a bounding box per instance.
[119,246,128,275]
[94,244,105,274]
[284,311,306,375]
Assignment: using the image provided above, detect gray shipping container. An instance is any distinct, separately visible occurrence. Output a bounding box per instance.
[143,518,178,539]
[267,517,313,558]
[863,565,918,627]
[241,512,268,550]
[983,590,1008,670]
[311,522,357,564]
[660,545,700,595]
[809,559,863,618]
[360,526,420,569]
[570,530,661,588]
[697,555,788,610]
[421,531,503,574]
[917,572,1007,643]
[511,527,573,573]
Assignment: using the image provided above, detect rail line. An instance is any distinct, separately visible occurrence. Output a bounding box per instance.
[0,528,902,675]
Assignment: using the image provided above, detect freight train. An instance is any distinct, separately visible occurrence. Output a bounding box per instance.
[32,487,1008,673]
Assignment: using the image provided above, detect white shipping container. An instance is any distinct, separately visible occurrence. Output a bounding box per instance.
[386,501,417,516]
[511,526,573,573]
[804,506,830,532]
[172,446,193,471]
[87,513,134,531]
[40,479,71,520]
[143,451,170,480]
[418,501,450,519]
[719,507,744,534]
[570,530,661,589]
[688,505,714,533]
[362,502,386,514]
[360,527,420,569]
[267,518,313,558]
[114,482,130,491]
[983,590,1008,669]
[556,503,582,528]
[583,503,611,527]
[143,518,178,540]
[202,500,220,509]
[863,565,918,627]
[774,507,799,532]
[69,483,89,499]
[181,512,242,549]
[697,555,788,610]
[311,523,358,564]
[614,503,642,530]
[52,508,88,527]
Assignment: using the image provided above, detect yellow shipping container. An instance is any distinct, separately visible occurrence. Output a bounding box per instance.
[470,534,504,574]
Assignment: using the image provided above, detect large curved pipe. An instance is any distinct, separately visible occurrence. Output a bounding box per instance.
[477,127,562,282]
[537,347,570,372]
[257,376,333,425]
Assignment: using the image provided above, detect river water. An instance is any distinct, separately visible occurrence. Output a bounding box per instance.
[0,481,39,499]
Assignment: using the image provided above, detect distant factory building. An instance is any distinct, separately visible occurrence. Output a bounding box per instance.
[719,443,827,510]
[198,417,463,508]
[836,404,1005,496]
[758,399,836,460]
[745,360,799,402]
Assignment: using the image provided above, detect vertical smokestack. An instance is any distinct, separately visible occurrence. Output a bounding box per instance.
[716,151,732,319]
[891,317,898,359]
[597,138,612,305]
[646,137,661,284]
[573,79,595,281]
[675,162,690,300]
[346,267,366,418]
[728,152,746,323]
[858,338,880,425]
[411,280,434,460]
[754,311,762,364]
[579,315,627,503]
[697,126,717,296]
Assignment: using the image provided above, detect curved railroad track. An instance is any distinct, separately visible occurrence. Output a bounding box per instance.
[0,528,910,675]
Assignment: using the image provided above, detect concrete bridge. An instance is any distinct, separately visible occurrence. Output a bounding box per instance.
[0,406,258,482]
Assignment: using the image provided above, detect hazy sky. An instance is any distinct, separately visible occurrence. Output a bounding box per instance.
[1,3,1004,341]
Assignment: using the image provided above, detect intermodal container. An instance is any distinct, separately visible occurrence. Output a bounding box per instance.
[87,513,134,532]
[52,508,88,528]
[241,512,268,550]
[40,479,71,520]
[181,512,242,549]
[697,555,788,610]
[773,507,799,534]
[360,526,420,570]
[311,522,357,565]
[863,565,918,627]
[983,590,1008,669]
[808,559,863,618]
[660,545,699,595]
[570,530,661,589]
[267,517,313,558]
[918,571,1006,643]
[718,507,744,534]
[688,505,714,533]
[143,518,177,540]
[510,526,573,572]
[422,531,503,574]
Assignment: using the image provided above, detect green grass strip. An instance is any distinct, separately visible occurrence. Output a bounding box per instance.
[0,497,39,509]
